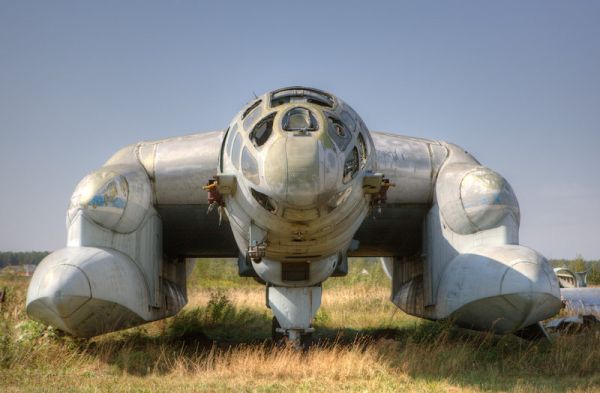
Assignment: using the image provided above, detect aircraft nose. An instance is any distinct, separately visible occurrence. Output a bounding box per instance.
[34,264,92,318]
[285,135,320,206]
[264,135,338,208]
[437,246,562,333]
[498,260,561,327]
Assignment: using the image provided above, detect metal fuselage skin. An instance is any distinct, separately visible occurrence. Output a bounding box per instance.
[25,86,562,340]
[220,92,375,286]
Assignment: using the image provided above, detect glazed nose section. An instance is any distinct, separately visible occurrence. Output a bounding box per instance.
[33,265,91,318]
[265,135,337,208]
[285,136,321,206]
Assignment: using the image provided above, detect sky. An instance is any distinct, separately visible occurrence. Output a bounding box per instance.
[0,1,598,259]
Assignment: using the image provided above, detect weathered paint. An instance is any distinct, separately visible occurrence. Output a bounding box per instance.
[27,86,563,341]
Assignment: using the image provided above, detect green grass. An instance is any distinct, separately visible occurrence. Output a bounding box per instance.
[2,260,600,392]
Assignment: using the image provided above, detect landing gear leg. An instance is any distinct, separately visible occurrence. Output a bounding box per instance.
[271,317,284,343]
[268,286,321,349]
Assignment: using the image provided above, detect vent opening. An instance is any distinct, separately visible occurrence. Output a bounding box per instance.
[251,188,277,213]
[282,262,310,281]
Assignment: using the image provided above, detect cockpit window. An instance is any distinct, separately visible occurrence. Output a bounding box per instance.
[230,132,242,170]
[242,100,262,119]
[282,107,318,131]
[343,147,359,183]
[219,127,230,172]
[358,118,369,133]
[327,116,351,151]
[341,111,356,133]
[241,147,260,185]
[243,100,263,131]
[271,87,334,108]
[357,133,368,168]
[250,114,275,147]
[226,124,238,157]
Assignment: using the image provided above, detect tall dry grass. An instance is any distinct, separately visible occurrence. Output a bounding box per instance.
[3,265,600,392]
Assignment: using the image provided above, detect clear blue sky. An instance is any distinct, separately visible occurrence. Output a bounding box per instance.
[1,1,598,259]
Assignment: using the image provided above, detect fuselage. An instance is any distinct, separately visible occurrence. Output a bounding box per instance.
[218,87,376,285]
[25,86,562,341]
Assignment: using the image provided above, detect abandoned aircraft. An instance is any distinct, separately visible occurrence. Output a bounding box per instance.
[26,86,566,345]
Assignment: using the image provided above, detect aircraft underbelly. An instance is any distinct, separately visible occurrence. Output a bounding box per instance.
[350,203,430,257]
[156,204,238,258]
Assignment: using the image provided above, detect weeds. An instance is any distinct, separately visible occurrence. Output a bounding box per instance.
[3,262,600,392]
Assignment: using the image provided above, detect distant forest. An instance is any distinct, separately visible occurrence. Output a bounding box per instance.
[0,251,50,269]
[1,251,599,284]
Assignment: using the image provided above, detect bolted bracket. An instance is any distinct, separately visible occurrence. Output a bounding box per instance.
[364,173,395,213]
[203,175,237,221]
[248,222,267,263]
[363,172,384,194]
[216,174,237,195]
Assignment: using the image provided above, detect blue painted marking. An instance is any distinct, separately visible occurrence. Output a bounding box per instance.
[112,197,126,209]
[89,195,126,208]
[90,195,105,207]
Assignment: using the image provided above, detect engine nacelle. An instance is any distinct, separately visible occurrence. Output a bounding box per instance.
[388,143,561,333]
[67,166,151,234]
[26,247,186,337]
[436,163,520,235]
[27,144,189,337]
[435,245,561,332]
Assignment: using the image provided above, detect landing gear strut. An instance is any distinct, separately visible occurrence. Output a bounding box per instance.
[267,286,321,350]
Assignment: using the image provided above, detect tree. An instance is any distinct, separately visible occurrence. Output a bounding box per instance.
[569,255,587,273]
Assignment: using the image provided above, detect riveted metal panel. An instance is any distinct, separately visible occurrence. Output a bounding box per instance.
[371,132,440,204]
[153,131,223,204]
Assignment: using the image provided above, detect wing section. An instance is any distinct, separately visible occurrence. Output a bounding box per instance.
[137,130,238,258]
[561,288,600,315]
[350,132,447,257]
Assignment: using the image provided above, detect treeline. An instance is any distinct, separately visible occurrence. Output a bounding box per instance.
[0,251,50,269]
[2,252,600,285]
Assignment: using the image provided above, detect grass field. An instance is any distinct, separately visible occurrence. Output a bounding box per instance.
[2,259,600,392]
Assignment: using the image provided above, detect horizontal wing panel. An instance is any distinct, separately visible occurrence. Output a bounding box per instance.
[139,130,224,205]
[351,132,445,257]
[370,131,447,205]
[140,131,236,257]
[561,288,600,315]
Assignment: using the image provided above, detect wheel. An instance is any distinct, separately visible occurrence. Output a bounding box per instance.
[271,317,284,343]
[300,332,313,352]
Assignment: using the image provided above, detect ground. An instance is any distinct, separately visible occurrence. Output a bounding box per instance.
[2,259,600,392]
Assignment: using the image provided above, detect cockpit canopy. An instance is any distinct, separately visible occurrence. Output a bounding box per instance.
[282,107,318,132]
[270,86,334,108]
[219,86,374,211]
